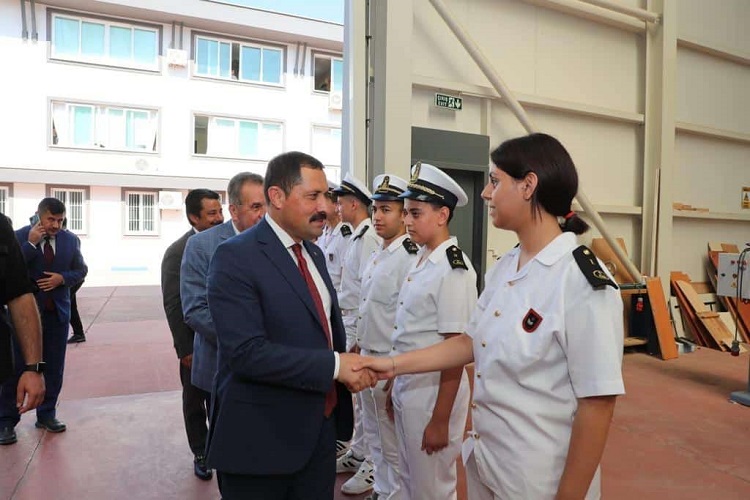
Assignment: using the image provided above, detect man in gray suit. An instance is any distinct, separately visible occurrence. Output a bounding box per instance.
[181,173,265,397]
[161,188,223,480]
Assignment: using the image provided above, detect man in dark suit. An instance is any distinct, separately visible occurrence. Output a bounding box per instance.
[206,152,376,499]
[160,188,223,480]
[0,198,87,434]
[182,172,265,398]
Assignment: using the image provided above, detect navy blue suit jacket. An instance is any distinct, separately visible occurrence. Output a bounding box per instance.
[15,226,87,323]
[205,218,353,475]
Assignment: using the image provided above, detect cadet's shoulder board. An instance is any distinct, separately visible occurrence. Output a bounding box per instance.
[340,225,352,237]
[572,245,618,290]
[402,238,419,254]
[446,245,468,270]
[353,224,369,241]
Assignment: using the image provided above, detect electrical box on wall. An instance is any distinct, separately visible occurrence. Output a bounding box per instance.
[328,91,343,111]
[717,252,750,300]
[158,191,183,210]
[166,49,188,68]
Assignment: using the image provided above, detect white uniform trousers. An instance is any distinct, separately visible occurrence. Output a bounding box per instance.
[392,370,470,500]
[361,349,403,500]
[344,312,368,458]
[465,452,499,500]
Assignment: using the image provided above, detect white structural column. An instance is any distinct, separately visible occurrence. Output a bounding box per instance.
[343,0,368,179]
[367,0,413,181]
[642,0,677,280]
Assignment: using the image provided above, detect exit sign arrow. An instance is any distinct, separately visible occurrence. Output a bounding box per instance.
[434,93,463,110]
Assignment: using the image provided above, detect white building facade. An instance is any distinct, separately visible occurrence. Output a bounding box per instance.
[0,0,344,286]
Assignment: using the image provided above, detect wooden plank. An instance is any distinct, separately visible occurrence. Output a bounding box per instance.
[668,296,688,340]
[624,337,648,347]
[645,277,679,360]
[591,237,635,284]
[671,272,712,347]
[677,281,742,351]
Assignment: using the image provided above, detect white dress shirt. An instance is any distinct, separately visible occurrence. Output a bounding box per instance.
[338,218,381,311]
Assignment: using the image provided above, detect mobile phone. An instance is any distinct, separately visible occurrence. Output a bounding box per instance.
[29,214,40,226]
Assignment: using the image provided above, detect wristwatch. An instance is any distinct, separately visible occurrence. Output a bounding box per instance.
[24,362,46,374]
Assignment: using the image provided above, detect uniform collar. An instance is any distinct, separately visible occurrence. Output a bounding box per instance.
[352,218,370,237]
[384,233,409,253]
[425,236,458,264]
[533,232,577,266]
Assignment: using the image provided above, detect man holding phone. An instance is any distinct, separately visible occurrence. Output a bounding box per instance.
[0,198,87,436]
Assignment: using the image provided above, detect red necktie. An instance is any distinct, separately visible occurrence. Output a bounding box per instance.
[43,237,55,311]
[291,243,337,416]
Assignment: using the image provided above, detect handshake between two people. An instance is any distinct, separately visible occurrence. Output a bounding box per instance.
[337,353,397,393]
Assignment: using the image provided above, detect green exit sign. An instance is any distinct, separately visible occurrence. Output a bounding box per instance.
[434,93,462,110]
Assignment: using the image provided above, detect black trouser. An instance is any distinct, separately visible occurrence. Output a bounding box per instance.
[69,281,84,337]
[179,361,211,457]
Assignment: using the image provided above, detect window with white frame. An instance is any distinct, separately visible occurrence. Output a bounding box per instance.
[50,187,86,233]
[51,101,158,152]
[0,186,9,216]
[50,12,159,70]
[194,35,283,85]
[125,191,157,235]
[312,126,341,165]
[313,54,343,93]
[194,115,283,160]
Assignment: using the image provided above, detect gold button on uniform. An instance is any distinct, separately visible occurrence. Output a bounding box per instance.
[476,372,481,378]
[494,310,501,317]
[407,277,412,282]
[471,402,477,409]
[481,341,486,347]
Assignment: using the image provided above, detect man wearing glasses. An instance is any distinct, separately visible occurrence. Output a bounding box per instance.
[179,172,266,479]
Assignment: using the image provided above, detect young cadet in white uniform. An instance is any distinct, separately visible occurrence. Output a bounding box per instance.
[333,173,381,495]
[390,163,477,500]
[358,134,625,500]
[357,174,417,500]
[318,180,352,292]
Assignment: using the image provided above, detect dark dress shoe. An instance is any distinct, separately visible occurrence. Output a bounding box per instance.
[67,334,86,344]
[194,455,213,480]
[35,418,67,433]
[0,426,17,445]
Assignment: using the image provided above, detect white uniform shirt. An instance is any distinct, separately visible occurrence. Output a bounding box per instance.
[356,234,417,353]
[465,232,625,500]
[320,221,352,292]
[337,218,381,311]
[391,237,477,354]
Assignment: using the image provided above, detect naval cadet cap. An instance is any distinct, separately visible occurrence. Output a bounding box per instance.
[371,174,408,202]
[333,173,373,206]
[399,162,468,209]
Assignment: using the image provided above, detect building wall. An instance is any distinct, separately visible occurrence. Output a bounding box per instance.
[0,0,344,286]
[400,0,749,281]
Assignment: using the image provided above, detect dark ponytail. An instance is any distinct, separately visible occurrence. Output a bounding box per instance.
[560,210,589,235]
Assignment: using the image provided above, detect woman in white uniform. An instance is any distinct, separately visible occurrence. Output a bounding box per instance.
[389,162,477,500]
[359,134,625,500]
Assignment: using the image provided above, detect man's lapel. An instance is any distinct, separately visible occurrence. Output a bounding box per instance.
[257,220,327,339]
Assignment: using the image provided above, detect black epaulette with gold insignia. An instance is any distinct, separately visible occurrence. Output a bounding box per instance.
[573,245,618,290]
[402,238,418,254]
[340,225,352,237]
[353,225,369,241]
[446,245,468,270]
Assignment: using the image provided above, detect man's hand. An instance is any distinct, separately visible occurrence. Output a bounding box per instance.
[180,354,193,369]
[36,272,64,291]
[422,416,450,455]
[338,353,377,392]
[28,222,45,246]
[17,372,45,414]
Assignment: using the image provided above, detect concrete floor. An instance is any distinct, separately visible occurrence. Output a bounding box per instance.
[1,285,749,500]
